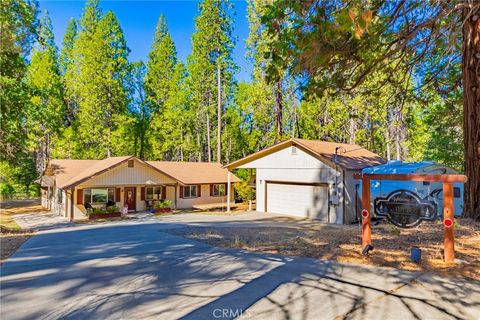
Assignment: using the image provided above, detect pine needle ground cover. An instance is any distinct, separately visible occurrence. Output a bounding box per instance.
[0,230,33,262]
[0,199,41,261]
[166,220,480,280]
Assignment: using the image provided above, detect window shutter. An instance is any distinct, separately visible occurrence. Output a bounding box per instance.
[210,184,213,196]
[179,186,184,198]
[162,186,166,200]
[115,188,120,202]
[141,187,145,200]
[197,185,201,197]
[77,189,83,205]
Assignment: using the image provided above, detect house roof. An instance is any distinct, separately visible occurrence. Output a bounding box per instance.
[44,159,99,188]
[43,157,240,189]
[50,156,133,189]
[224,138,386,171]
[147,161,241,184]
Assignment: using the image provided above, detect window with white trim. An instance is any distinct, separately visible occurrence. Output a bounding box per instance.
[83,188,115,204]
[183,185,198,198]
[212,184,226,196]
[146,186,162,200]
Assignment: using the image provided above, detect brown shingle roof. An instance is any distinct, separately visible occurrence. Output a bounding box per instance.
[54,157,133,189]
[295,139,386,170]
[147,161,241,184]
[47,159,99,188]
[44,157,240,189]
[225,138,386,170]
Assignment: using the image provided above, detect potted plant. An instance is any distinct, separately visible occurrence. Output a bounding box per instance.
[154,200,172,214]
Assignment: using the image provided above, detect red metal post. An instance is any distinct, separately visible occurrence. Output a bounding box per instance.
[361,178,371,248]
[443,182,455,263]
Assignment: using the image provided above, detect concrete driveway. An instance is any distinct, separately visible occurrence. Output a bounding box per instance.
[13,212,75,231]
[1,216,479,320]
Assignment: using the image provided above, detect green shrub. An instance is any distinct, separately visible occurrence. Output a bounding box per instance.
[0,183,15,199]
[234,181,255,202]
[106,205,119,213]
[92,207,107,214]
[155,199,172,209]
[28,184,40,197]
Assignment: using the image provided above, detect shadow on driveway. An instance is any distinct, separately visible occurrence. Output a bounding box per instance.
[1,222,478,320]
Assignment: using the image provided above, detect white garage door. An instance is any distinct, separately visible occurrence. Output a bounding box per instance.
[266,182,329,220]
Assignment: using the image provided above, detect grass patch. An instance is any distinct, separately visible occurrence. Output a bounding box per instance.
[0,214,21,230]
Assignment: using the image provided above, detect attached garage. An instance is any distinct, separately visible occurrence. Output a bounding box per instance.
[225,138,385,224]
[265,181,329,220]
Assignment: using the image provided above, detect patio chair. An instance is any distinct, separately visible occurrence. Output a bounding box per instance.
[84,202,93,214]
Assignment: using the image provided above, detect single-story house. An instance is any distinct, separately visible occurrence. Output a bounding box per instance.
[39,156,240,220]
[224,138,385,224]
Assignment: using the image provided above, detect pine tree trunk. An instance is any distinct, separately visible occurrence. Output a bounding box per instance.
[273,79,283,139]
[206,113,211,163]
[394,112,401,160]
[217,62,222,163]
[395,134,401,161]
[385,126,391,161]
[197,130,201,162]
[462,3,480,220]
[180,130,184,161]
[349,118,355,144]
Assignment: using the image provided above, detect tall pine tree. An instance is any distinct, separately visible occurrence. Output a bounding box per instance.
[187,0,236,162]
[70,0,131,158]
[145,14,179,160]
[0,0,38,162]
[26,10,65,171]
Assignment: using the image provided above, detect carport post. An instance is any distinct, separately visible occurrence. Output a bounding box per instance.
[443,182,455,263]
[227,171,231,212]
[70,190,74,221]
[361,178,371,248]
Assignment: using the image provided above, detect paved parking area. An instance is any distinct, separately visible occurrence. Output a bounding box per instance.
[1,217,479,320]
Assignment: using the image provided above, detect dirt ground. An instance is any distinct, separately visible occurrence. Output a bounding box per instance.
[167,218,480,280]
[0,199,40,261]
[0,199,43,230]
[0,229,33,262]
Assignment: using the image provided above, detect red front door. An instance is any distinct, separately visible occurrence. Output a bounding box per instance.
[124,187,136,211]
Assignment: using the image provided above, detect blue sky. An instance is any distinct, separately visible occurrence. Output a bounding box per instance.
[39,0,253,82]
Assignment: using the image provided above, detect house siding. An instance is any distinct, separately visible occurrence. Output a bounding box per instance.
[177,184,234,209]
[81,159,176,187]
[238,146,344,224]
[344,170,361,224]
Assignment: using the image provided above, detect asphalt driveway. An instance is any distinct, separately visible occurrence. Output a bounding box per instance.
[1,217,479,320]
